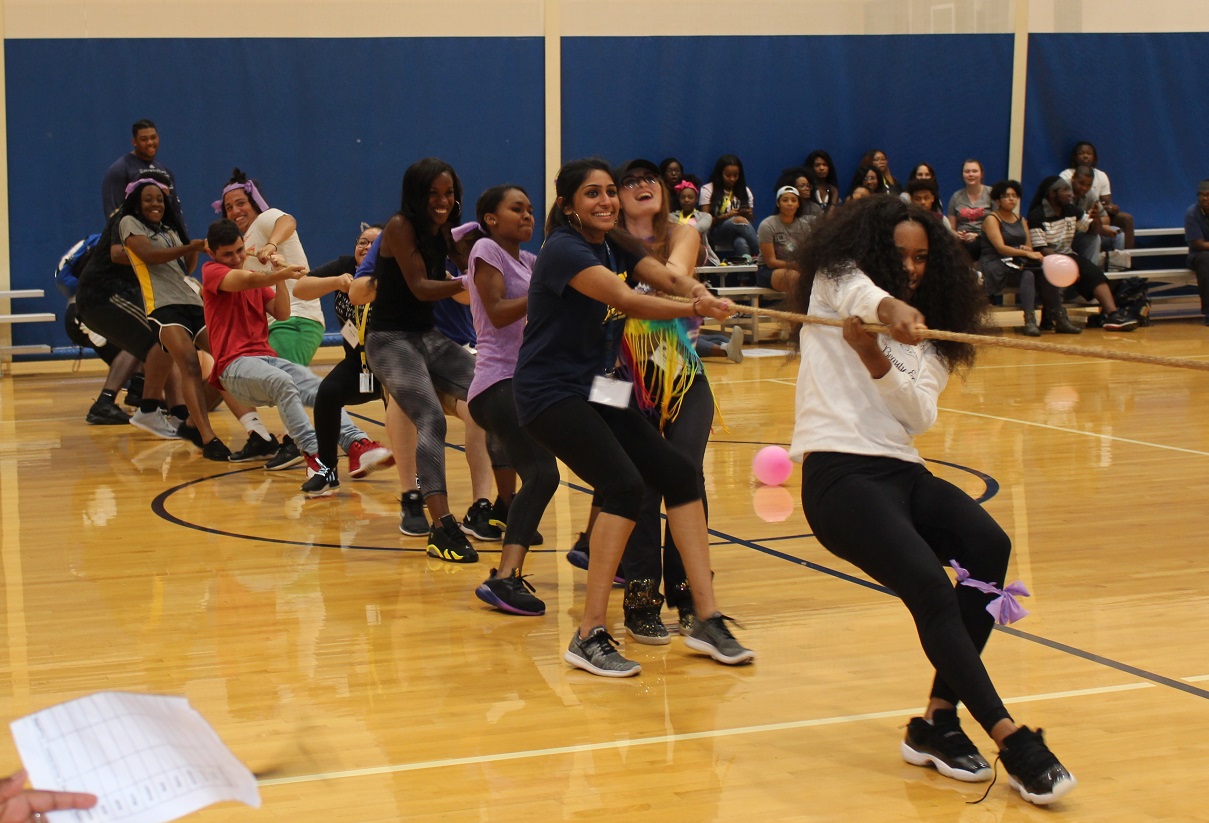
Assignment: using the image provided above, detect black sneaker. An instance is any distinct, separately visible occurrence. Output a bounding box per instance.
[177,422,204,448]
[229,431,279,462]
[428,515,479,563]
[901,710,992,782]
[685,613,755,665]
[399,490,428,536]
[265,435,304,471]
[301,454,339,497]
[1101,309,1138,331]
[86,399,131,425]
[564,626,640,677]
[462,498,503,541]
[475,568,546,616]
[566,532,623,584]
[123,374,144,408]
[999,726,1076,805]
[489,497,509,531]
[201,437,232,461]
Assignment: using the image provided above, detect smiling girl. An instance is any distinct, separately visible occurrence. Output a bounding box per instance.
[513,157,754,677]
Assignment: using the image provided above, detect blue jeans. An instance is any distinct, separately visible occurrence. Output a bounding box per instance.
[220,355,364,456]
[712,219,760,258]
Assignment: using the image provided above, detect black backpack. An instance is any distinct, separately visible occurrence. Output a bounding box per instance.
[1113,276,1151,327]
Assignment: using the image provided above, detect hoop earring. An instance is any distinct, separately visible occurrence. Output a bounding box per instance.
[568,211,583,231]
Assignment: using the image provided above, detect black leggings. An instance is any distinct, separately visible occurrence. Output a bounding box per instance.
[468,379,560,548]
[620,375,714,602]
[802,452,1013,735]
[523,396,699,522]
[1063,252,1109,301]
[315,355,382,468]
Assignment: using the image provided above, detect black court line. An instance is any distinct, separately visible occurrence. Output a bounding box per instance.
[149,430,1209,702]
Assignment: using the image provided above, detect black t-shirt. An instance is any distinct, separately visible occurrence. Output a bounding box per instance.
[309,254,361,359]
[366,223,448,334]
[513,227,644,426]
[75,213,137,304]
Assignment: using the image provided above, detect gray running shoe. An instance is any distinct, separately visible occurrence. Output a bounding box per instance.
[129,408,182,440]
[685,613,755,665]
[564,626,641,677]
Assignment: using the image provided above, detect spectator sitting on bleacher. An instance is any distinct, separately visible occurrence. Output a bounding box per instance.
[860,149,903,196]
[947,158,992,259]
[849,165,882,199]
[757,186,815,293]
[1069,165,1125,267]
[804,149,842,212]
[1183,178,1209,326]
[979,179,1064,337]
[775,167,823,219]
[1059,141,1134,249]
[700,153,760,264]
[902,163,940,203]
[1026,176,1136,332]
[905,179,947,225]
[659,157,684,196]
[670,180,718,265]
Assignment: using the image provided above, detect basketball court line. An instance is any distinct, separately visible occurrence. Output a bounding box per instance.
[255,680,1162,789]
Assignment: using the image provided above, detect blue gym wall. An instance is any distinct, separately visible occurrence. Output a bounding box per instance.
[5,28,1206,354]
[1023,32,1209,228]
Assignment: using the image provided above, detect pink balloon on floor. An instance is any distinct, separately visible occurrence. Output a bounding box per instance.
[1042,254,1078,287]
[752,446,793,486]
[753,486,794,522]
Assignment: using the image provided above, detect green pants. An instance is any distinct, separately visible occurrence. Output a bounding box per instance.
[268,316,325,366]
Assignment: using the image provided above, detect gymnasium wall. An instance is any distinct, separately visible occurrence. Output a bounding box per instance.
[3,0,1205,353]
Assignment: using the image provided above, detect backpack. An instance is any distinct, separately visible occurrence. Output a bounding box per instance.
[54,233,101,298]
[1113,276,1151,327]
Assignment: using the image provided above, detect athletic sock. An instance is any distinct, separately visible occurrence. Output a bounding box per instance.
[170,405,189,422]
[239,412,271,440]
[98,388,118,403]
[139,399,165,414]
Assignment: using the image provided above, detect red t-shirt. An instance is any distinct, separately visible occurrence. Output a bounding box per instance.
[201,260,278,388]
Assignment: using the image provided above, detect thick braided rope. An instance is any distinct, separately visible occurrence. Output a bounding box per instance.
[675,295,1209,373]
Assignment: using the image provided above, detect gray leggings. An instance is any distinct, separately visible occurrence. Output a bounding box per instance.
[366,328,480,500]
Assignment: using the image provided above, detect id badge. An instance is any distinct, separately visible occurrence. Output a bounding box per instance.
[341,320,360,348]
[588,374,633,408]
[359,371,374,393]
[650,342,684,379]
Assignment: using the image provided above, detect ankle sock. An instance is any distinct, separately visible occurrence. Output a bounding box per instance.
[239,412,271,440]
[98,388,118,404]
[170,405,189,422]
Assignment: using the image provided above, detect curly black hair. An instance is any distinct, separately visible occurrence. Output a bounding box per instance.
[792,196,988,373]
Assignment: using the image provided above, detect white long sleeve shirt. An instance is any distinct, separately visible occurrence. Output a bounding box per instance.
[789,266,948,465]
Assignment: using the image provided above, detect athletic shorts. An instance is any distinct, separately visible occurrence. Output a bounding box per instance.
[149,304,206,341]
[76,286,159,360]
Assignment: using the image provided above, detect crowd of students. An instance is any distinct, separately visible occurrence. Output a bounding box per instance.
[63,120,1090,807]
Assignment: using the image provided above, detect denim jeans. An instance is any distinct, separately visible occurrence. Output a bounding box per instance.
[220,355,364,456]
[712,219,760,258]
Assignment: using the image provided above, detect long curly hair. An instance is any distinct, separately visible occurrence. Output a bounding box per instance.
[792,196,988,373]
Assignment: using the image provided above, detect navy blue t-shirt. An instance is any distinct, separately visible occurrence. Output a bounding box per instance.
[513,227,644,426]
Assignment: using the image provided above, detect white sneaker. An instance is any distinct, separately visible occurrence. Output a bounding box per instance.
[725,326,745,363]
[129,409,182,440]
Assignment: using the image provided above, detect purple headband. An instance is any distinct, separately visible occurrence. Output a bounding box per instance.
[451,221,480,242]
[125,177,171,198]
[211,180,270,215]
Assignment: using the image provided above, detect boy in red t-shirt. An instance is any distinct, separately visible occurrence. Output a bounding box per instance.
[203,219,382,496]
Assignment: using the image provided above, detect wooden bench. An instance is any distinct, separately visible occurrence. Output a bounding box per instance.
[712,285,785,342]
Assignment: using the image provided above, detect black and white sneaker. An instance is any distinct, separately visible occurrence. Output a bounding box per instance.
[684,613,755,665]
[86,399,131,425]
[462,498,503,541]
[399,490,428,536]
[201,437,232,462]
[177,421,204,448]
[265,435,304,471]
[999,726,1076,805]
[565,626,640,677]
[1101,309,1138,331]
[901,710,992,783]
[301,454,339,497]
[427,514,479,563]
[229,431,279,463]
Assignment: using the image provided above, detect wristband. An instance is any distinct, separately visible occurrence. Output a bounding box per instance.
[692,298,703,317]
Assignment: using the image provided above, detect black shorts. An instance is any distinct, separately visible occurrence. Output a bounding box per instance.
[75,285,159,359]
[149,304,206,341]
[64,303,122,365]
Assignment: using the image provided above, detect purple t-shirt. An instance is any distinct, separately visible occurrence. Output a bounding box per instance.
[467,237,537,402]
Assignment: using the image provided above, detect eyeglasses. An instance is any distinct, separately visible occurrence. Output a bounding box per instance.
[621,174,660,190]
[355,238,374,247]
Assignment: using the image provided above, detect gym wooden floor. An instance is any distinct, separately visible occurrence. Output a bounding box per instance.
[3,318,1209,822]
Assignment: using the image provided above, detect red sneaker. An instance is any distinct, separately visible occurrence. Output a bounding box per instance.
[348,439,394,479]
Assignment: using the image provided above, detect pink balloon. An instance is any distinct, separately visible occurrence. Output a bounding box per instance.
[752,446,793,486]
[1042,254,1078,288]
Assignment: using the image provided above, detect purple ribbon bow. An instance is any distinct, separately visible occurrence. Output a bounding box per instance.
[949,560,1031,625]
[450,221,480,243]
[212,180,270,214]
[124,177,170,197]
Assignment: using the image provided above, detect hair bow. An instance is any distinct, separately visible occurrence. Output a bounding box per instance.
[950,560,1031,625]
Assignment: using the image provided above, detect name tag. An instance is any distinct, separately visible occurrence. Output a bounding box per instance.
[588,375,633,408]
[359,371,375,394]
[341,320,359,348]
